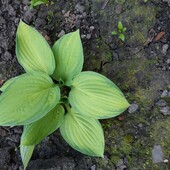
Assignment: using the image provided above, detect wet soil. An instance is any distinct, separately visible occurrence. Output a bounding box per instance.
[0,0,170,169]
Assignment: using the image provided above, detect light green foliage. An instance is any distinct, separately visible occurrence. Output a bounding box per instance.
[0,20,129,169]
[21,104,65,145]
[20,145,35,170]
[60,109,104,157]
[52,30,84,86]
[30,0,49,8]
[112,21,126,41]
[69,71,130,119]
[16,21,55,75]
[0,72,60,126]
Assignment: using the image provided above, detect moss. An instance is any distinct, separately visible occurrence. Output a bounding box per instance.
[150,118,170,156]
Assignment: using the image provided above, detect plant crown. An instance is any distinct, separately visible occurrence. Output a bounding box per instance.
[0,20,130,169]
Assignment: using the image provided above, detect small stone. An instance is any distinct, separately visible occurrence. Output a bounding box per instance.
[115,5,123,14]
[138,123,143,128]
[58,30,65,38]
[90,165,96,170]
[167,59,170,64]
[156,99,167,107]
[64,11,70,18]
[164,159,169,163]
[75,3,85,13]
[152,145,163,163]
[116,159,126,170]
[161,44,169,56]
[90,26,95,31]
[160,106,170,115]
[128,103,139,113]
[161,90,168,98]
[81,34,86,39]
[86,34,91,39]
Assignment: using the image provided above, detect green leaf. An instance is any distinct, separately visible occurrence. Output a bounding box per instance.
[111,31,118,35]
[21,104,65,145]
[0,76,18,92]
[60,109,104,157]
[52,30,84,86]
[69,71,130,119]
[16,20,55,75]
[20,145,35,170]
[119,33,125,41]
[30,0,49,8]
[123,27,126,32]
[0,72,60,126]
[118,21,123,31]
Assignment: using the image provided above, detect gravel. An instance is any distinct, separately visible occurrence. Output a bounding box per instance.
[128,103,139,113]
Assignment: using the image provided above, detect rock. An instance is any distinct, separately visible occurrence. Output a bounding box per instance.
[75,3,85,13]
[116,159,127,170]
[152,145,163,163]
[90,165,96,170]
[64,11,70,18]
[115,5,123,14]
[167,59,170,64]
[90,26,95,31]
[156,99,167,107]
[160,106,170,115]
[58,30,65,38]
[161,90,168,98]
[161,44,169,56]
[86,33,91,39]
[128,103,139,113]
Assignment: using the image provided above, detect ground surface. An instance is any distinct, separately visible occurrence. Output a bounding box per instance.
[0,0,170,169]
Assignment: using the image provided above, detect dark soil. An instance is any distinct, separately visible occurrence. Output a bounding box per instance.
[0,0,170,170]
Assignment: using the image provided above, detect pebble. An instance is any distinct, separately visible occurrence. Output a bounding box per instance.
[90,165,96,170]
[58,30,65,38]
[156,99,167,107]
[116,159,127,170]
[64,11,70,18]
[90,26,95,31]
[161,90,168,98]
[86,33,91,39]
[161,44,169,56]
[128,103,139,113]
[75,3,85,13]
[81,34,86,39]
[167,59,170,64]
[152,145,163,163]
[115,5,123,14]
[160,106,170,115]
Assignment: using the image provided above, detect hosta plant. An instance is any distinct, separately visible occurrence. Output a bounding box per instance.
[0,20,130,169]
[112,21,126,42]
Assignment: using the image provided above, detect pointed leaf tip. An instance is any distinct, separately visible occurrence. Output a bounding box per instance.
[20,145,35,170]
[69,71,130,119]
[60,109,104,157]
[52,30,84,85]
[16,21,55,75]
